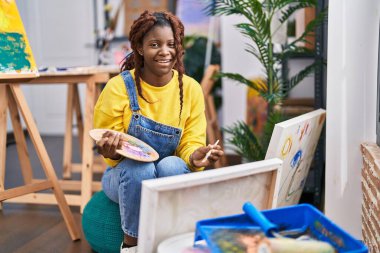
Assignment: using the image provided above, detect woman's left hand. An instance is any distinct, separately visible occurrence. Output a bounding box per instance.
[190,143,224,168]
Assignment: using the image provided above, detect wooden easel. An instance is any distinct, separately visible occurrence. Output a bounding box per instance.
[62,74,109,182]
[0,0,80,239]
[0,79,80,240]
[15,67,117,212]
[200,65,227,168]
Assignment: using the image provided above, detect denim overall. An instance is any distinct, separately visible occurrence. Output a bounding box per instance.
[101,71,190,238]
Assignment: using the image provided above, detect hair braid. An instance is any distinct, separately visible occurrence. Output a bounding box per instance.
[164,12,185,124]
[120,10,186,123]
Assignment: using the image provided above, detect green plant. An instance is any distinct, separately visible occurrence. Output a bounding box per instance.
[224,110,283,161]
[206,0,326,161]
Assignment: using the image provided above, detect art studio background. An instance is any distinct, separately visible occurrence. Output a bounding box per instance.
[2,0,379,247]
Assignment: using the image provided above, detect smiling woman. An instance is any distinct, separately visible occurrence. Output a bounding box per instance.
[91,10,224,253]
[138,25,177,86]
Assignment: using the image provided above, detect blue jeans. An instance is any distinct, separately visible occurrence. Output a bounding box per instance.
[101,156,190,237]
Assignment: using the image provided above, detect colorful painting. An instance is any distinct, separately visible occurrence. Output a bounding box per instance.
[265,109,326,207]
[206,228,266,253]
[0,0,38,78]
[89,129,159,162]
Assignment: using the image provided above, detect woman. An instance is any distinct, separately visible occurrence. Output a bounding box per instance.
[94,10,224,253]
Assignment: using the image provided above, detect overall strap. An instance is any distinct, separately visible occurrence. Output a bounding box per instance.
[121,70,140,112]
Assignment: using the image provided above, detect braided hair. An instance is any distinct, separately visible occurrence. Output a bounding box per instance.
[120,11,185,124]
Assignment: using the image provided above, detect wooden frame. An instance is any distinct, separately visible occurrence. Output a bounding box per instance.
[138,158,282,253]
[265,108,326,207]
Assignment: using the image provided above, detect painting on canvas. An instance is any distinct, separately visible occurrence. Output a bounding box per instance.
[265,109,326,207]
[0,0,38,79]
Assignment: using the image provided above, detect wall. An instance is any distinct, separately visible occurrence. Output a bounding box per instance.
[220,15,314,153]
[325,0,379,238]
[220,15,262,153]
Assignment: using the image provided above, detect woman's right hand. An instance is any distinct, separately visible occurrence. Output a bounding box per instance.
[95,131,123,160]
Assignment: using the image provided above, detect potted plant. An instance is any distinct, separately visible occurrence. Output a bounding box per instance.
[206,0,326,162]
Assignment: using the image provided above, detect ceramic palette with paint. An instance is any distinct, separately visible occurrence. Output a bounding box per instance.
[89,128,159,162]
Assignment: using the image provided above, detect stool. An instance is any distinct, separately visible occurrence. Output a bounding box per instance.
[82,191,124,253]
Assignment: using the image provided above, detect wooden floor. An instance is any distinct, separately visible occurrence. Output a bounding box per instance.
[1,135,94,253]
[1,134,244,253]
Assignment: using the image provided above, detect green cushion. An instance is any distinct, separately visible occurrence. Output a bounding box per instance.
[82,191,124,253]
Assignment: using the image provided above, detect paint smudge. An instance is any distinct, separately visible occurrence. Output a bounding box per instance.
[299,122,310,142]
[0,32,31,72]
[120,139,152,159]
[290,150,302,169]
[286,163,305,200]
[281,137,292,158]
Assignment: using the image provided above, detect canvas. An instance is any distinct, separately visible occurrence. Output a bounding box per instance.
[265,108,326,207]
[0,0,38,79]
[138,158,282,253]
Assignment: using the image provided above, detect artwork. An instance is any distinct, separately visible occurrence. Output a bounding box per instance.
[89,129,159,162]
[0,0,38,79]
[138,158,282,253]
[201,228,267,253]
[265,109,326,207]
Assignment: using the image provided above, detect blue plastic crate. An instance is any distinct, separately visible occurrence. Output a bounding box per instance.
[194,203,367,253]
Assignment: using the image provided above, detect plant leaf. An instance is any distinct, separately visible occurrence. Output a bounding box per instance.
[261,110,283,149]
[278,2,316,23]
[281,59,323,96]
[275,0,316,10]
[224,121,266,161]
[217,72,269,93]
[287,8,327,48]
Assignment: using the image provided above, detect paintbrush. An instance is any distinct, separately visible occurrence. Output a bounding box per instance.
[202,140,219,162]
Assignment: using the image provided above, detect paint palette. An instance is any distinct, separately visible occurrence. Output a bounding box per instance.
[89,129,159,162]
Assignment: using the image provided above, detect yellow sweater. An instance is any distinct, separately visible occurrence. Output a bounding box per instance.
[94,69,206,171]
